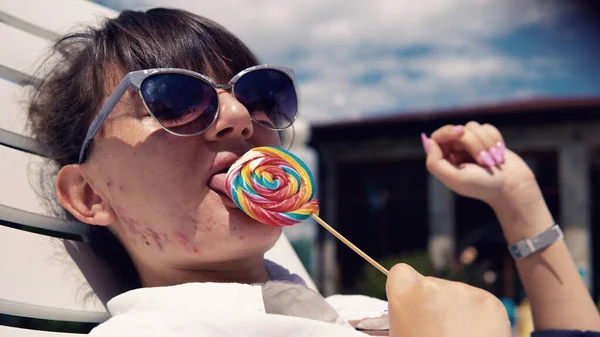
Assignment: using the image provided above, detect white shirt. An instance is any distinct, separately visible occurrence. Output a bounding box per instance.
[89,262,388,337]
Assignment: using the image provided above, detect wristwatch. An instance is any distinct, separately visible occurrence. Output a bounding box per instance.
[508,224,564,260]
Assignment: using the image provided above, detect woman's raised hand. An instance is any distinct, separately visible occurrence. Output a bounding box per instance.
[423,121,555,243]
[423,121,538,206]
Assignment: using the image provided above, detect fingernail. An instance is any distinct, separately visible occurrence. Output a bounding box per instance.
[421,133,430,153]
[489,146,504,164]
[496,142,505,157]
[479,151,495,167]
[452,125,464,134]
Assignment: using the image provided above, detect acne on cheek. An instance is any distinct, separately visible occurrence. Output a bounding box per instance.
[201,211,218,233]
[115,206,168,251]
[102,174,125,193]
[115,206,142,237]
[115,206,202,255]
[175,232,200,254]
[142,229,167,250]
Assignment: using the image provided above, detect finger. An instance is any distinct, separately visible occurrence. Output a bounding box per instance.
[449,151,474,166]
[429,124,466,144]
[423,134,461,186]
[465,121,502,166]
[440,142,453,159]
[481,123,506,164]
[386,263,425,298]
[449,127,494,169]
[387,263,425,337]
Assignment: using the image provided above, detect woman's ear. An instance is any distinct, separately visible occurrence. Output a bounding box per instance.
[56,164,116,226]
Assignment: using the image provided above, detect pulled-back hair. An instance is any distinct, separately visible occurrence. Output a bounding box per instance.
[27,8,259,290]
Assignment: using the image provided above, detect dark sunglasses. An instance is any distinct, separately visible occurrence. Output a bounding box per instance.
[78,65,298,163]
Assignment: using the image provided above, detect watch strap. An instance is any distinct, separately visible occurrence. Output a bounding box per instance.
[508,224,564,260]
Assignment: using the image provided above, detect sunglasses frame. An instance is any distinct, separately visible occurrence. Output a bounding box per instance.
[78,64,297,163]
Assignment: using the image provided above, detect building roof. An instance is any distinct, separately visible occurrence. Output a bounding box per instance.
[316,96,600,127]
[311,96,600,145]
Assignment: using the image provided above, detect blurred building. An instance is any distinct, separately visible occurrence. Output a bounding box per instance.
[309,97,600,299]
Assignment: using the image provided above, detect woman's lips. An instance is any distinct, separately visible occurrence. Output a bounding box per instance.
[208,173,237,208]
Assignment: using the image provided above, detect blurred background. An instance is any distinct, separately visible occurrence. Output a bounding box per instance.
[93,0,600,318]
[2,0,600,335]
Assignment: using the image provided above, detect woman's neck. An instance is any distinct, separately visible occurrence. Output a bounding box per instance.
[136,255,271,288]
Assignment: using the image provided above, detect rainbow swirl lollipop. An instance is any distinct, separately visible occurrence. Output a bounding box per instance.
[225,146,319,227]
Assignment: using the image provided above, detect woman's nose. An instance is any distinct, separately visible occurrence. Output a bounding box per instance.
[203,91,253,142]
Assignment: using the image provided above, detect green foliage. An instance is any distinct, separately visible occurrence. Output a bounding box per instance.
[356,250,492,300]
[289,238,314,275]
[356,251,435,300]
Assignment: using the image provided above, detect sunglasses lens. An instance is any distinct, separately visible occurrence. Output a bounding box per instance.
[234,69,297,129]
[140,73,219,135]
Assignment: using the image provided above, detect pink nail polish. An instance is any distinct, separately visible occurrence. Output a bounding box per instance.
[452,125,465,134]
[489,147,503,164]
[496,142,505,157]
[421,133,430,153]
[479,151,495,167]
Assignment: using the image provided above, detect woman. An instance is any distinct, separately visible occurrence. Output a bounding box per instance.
[27,7,599,337]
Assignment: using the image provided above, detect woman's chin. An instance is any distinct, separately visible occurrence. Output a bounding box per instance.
[232,218,283,253]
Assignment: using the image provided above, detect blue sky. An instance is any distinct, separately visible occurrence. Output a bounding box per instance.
[96,0,600,123]
[491,12,599,98]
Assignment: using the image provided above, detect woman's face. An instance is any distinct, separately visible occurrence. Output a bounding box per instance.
[80,73,283,275]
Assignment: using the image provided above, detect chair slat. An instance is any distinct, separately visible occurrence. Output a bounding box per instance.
[0,226,110,323]
[0,78,29,137]
[0,145,53,216]
[0,64,32,86]
[0,204,86,236]
[0,325,84,337]
[0,129,49,157]
[0,22,50,80]
[0,75,51,156]
[0,0,116,38]
[0,145,86,235]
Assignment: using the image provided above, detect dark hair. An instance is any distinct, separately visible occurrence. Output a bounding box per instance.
[27,8,259,291]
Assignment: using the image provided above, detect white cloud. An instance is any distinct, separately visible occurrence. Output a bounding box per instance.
[98,0,564,123]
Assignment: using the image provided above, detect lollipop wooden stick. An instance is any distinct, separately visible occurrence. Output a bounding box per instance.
[310,213,389,276]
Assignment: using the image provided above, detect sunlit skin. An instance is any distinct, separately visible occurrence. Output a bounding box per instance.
[56,72,283,288]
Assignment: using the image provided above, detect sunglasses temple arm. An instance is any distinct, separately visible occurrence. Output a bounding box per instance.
[78,75,133,163]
